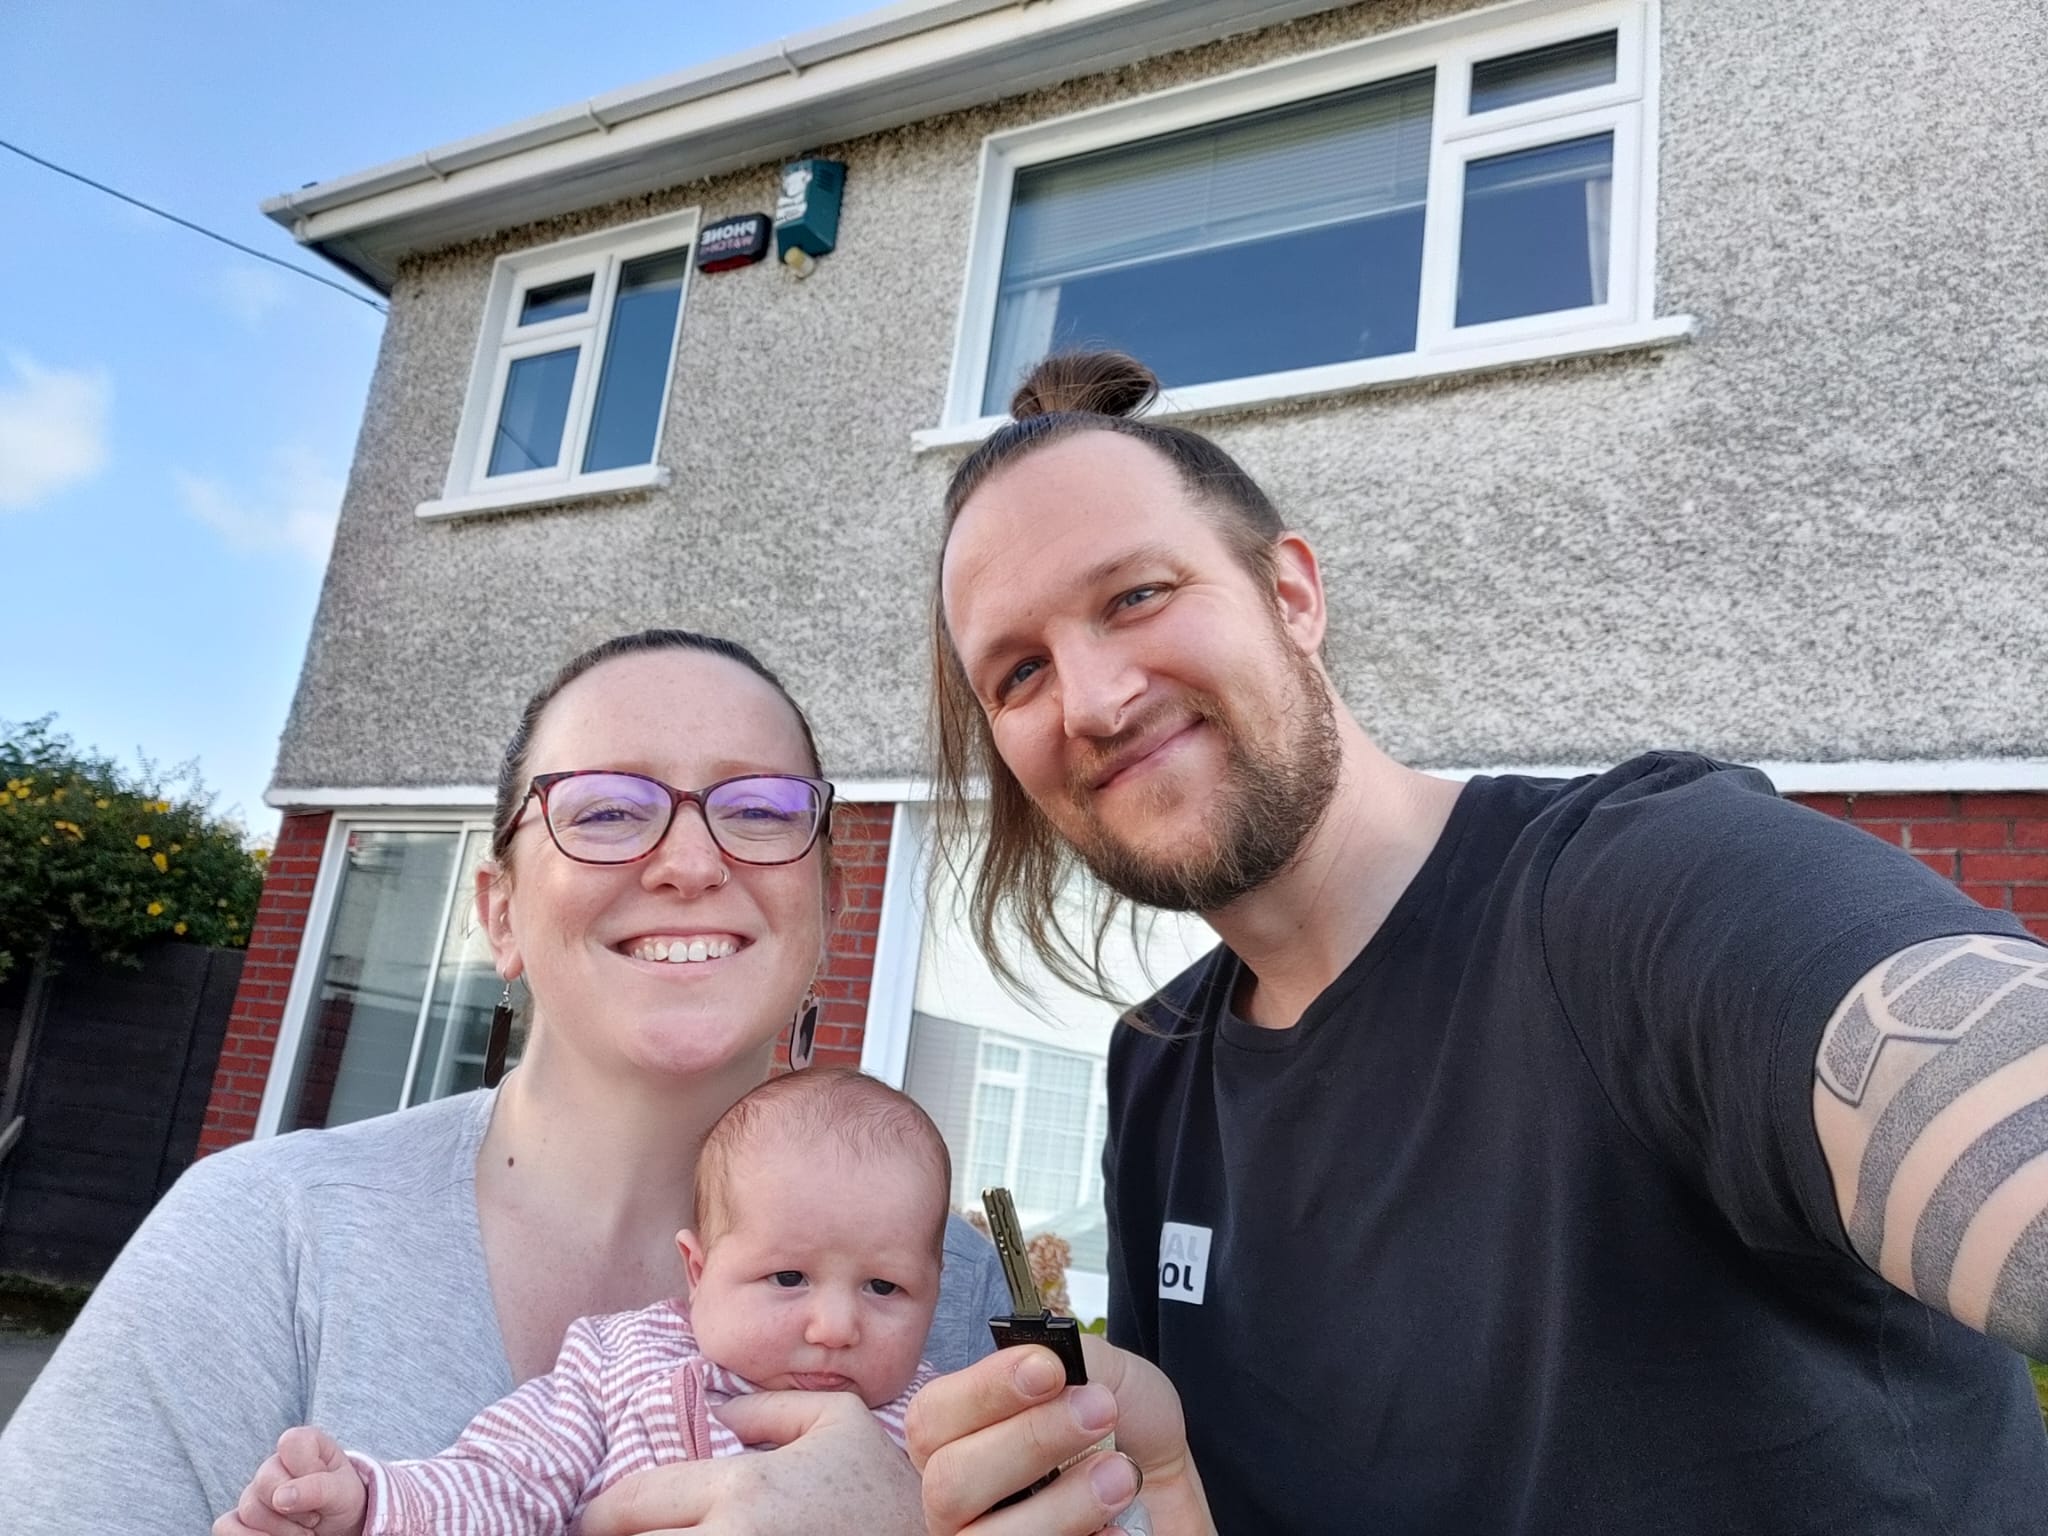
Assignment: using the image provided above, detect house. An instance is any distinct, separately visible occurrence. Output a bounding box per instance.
[207,0,2048,1319]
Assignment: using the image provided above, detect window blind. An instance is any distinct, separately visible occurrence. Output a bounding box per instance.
[999,69,1436,291]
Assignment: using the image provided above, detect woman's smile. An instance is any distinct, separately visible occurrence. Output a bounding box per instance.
[619,932,748,965]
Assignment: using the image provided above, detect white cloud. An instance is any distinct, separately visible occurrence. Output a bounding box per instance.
[0,352,111,510]
[214,265,290,328]
[174,446,343,563]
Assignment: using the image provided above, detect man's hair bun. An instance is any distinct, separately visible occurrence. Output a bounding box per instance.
[1009,350,1160,421]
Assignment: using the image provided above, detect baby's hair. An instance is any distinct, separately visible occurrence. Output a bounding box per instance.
[694,1069,953,1251]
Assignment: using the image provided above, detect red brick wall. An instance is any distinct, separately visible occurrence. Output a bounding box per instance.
[196,804,896,1148]
[198,793,2047,1154]
[810,802,892,1070]
[197,810,331,1155]
[1792,792,2048,942]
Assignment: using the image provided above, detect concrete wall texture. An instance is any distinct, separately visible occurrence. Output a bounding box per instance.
[270,0,2048,794]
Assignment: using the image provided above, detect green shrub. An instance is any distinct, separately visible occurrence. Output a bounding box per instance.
[0,717,265,984]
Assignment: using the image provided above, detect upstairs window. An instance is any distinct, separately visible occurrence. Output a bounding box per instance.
[983,71,1437,413]
[935,1,1666,435]
[426,209,696,519]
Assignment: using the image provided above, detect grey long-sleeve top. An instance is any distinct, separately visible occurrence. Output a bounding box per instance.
[0,1089,1011,1533]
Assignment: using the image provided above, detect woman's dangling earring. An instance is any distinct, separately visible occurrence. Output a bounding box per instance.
[483,979,516,1089]
[787,989,820,1071]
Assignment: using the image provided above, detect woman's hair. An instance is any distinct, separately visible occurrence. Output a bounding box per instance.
[693,1067,952,1251]
[489,628,826,871]
[927,351,1288,1000]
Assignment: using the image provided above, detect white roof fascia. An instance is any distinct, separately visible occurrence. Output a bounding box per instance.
[262,0,1357,292]
[265,760,2048,811]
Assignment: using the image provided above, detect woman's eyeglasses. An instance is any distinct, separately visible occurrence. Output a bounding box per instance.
[516,770,833,867]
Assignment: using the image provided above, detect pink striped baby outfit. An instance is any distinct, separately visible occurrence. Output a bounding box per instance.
[350,1298,932,1534]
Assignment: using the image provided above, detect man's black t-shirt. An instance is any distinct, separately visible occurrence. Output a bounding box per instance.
[1105,754,2048,1533]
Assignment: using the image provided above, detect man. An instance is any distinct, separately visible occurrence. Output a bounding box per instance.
[905,352,2048,1534]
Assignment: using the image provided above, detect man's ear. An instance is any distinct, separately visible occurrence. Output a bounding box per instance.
[677,1228,708,1293]
[476,862,523,983]
[1271,531,1329,657]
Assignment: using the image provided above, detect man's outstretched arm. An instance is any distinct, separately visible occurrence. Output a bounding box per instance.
[1813,933,2048,1347]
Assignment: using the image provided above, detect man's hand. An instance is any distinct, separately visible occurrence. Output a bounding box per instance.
[908,1335,1212,1536]
[213,1426,367,1536]
[576,1389,922,1535]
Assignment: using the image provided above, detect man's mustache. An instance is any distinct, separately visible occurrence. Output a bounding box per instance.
[1065,694,1230,800]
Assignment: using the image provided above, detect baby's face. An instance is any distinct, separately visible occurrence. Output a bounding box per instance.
[680,1141,944,1407]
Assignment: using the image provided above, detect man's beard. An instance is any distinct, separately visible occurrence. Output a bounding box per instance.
[1061,644,1341,913]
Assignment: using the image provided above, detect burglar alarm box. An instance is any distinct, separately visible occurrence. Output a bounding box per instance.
[773,158,845,261]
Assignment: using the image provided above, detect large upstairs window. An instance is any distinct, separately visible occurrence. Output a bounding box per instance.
[925,0,1677,445]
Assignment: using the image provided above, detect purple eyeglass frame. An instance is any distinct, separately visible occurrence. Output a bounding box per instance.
[514,769,835,867]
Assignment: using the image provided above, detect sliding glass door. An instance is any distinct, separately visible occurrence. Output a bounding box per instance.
[275,822,501,1132]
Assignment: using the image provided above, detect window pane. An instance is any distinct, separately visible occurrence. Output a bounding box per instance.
[486,347,578,476]
[278,830,461,1131]
[519,275,594,325]
[1016,1051,1094,1215]
[983,71,1435,409]
[1455,133,1614,328]
[904,864,1216,1322]
[581,249,690,473]
[1470,32,1618,113]
[403,830,501,1106]
[966,1081,1016,1196]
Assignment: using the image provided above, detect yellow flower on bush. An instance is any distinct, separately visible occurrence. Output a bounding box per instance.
[53,819,83,839]
[146,901,164,917]
[95,798,109,810]
[153,852,169,873]
[173,921,188,936]
[136,834,152,849]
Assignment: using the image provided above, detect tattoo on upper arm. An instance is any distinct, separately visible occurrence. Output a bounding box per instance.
[1814,933,2048,1342]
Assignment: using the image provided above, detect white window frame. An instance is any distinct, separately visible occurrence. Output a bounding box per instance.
[919,0,1687,450]
[420,208,699,521]
[255,809,495,1136]
[963,1033,1107,1228]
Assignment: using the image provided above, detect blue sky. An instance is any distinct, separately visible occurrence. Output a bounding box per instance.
[0,0,875,841]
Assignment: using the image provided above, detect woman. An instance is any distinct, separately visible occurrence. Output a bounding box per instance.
[0,630,1010,1535]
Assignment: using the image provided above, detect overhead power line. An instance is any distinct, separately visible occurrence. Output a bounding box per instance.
[0,136,388,315]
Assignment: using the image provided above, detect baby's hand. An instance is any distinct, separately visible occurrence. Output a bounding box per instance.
[213,1425,369,1536]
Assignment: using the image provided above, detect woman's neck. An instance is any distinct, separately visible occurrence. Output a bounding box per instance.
[473,1028,780,1379]
[477,1030,773,1245]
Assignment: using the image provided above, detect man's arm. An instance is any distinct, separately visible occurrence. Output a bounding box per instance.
[1812,933,2048,1348]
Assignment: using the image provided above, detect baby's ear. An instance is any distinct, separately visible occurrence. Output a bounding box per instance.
[676,1228,708,1292]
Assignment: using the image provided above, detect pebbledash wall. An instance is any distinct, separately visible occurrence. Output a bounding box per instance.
[204,0,2048,1158]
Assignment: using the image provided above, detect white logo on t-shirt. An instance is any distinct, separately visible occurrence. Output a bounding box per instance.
[1158,1222,1212,1304]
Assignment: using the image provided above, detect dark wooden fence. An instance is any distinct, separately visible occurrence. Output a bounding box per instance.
[0,943,242,1283]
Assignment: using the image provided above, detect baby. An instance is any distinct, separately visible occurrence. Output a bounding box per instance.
[217,1068,951,1536]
